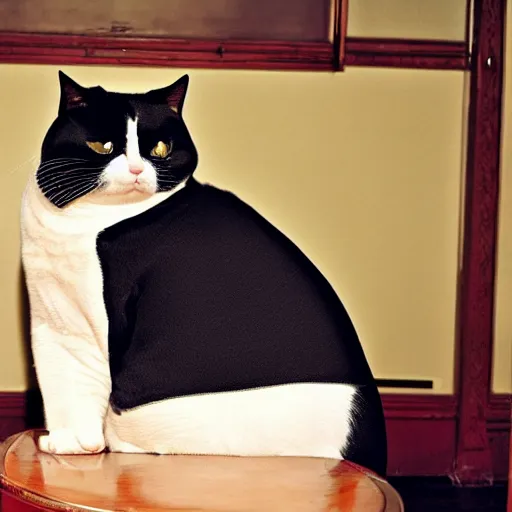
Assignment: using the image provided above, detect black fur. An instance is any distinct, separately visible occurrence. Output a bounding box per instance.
[97,178,387,476]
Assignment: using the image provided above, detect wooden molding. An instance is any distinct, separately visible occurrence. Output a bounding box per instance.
[345,37,469,70]
[382,394,457,419]
[487,394,512,427]
[0,31,469,71]
[0,33,334,71]
[1,391,509,479]
[453,0,507,486]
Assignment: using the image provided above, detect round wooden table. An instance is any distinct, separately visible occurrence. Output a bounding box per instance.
[0,430,403,511]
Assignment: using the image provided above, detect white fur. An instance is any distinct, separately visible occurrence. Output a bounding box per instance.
[105,383,356,459]
[125,117,142,164]
[22,119,357,458]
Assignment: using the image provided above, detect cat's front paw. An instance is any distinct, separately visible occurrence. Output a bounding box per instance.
[39,427,105,455]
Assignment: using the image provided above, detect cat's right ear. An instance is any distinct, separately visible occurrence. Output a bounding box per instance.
[148,75,190,116]
[58,71,88,114]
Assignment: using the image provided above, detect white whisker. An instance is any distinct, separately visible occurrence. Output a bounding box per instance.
[37,157,89,170]
[50,181,97,206]
[38,161,101,174]
[157,178,180,184]
[40,176,98,195]
[38,167,105,187]
[48,178,95,201]
[60,183,98,206]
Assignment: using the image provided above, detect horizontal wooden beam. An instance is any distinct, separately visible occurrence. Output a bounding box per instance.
[345,37,469,70]
[0,33,333,71]
[0,32,469,71]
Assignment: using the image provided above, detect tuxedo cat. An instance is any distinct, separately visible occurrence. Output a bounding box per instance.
[21,72,387,476]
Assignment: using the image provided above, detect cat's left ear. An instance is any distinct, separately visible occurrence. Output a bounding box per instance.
[152,75,190,116]
[58,71,89,114]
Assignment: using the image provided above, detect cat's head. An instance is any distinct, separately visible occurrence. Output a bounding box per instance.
[36,72,198,208]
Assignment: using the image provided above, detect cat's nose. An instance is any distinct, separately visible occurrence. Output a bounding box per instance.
[129,165,144,175]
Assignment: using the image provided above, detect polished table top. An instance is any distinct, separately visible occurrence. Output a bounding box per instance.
[0,430,403,511]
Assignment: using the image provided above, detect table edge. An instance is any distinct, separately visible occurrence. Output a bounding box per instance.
[1,430,111,512]
[344,461,404,512]
[1,430,404,512]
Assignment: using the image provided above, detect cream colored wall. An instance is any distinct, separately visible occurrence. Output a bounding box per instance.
[0,64,465,393]
[492,3,512,393]
[347,0,468,41]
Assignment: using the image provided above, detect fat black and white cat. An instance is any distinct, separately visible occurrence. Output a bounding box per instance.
[21,72,387,476]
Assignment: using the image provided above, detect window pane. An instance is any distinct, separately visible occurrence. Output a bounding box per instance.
[0,0,333,42]
[347,0,468,41]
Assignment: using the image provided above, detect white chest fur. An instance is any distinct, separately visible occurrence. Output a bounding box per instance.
[21,175,174,356]
[20,174,176,455]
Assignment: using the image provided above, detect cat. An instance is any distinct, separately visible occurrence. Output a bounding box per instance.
[20,72,387,476]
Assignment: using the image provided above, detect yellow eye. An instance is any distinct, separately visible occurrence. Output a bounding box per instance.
[150,141,172,158]
[87,141,114,155]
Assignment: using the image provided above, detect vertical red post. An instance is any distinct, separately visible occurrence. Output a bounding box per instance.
[453,0,507,485]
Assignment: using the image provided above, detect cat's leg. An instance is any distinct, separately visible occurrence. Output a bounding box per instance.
[32,323,111,455]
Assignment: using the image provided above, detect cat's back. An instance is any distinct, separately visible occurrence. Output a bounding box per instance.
[100,179,375,411]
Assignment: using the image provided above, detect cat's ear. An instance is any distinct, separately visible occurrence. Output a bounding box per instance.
[152,75,190,116]
[58,71,88,113]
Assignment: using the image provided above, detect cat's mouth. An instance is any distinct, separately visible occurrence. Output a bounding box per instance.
[133,179,150,190]
[94,177,155,198]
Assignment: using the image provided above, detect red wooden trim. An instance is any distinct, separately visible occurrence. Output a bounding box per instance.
[0,393,25,417]
[486,394,512,428]
[381,394,457,419]
[453,0,507,486]
[0,33,334,71]
[345,37,469,70]
[0,31,469,71]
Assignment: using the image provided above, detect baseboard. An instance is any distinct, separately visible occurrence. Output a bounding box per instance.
[0,391,509,479]
[381,393,510,479]
[486,394,511,480]
[382,394,458,477]
[0,393,26,443]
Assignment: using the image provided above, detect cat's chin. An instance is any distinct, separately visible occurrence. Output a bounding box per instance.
[71,184,153,206]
